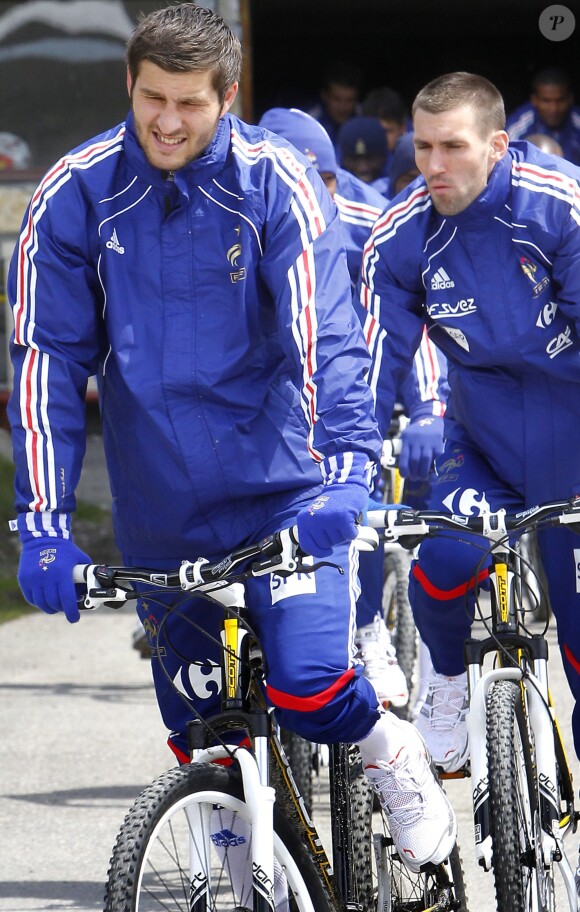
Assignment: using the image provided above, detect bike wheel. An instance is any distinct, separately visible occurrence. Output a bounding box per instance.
[383,549,417,717]
[280,729,314,814]
[104,762,332,912]
[487,679,554,912]
[348,746,468,912]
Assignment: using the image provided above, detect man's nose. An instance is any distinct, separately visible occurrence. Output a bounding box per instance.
[428,149,446,173]
[157,106,182,134]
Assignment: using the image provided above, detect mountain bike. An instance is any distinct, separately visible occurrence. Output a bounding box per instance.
[367,498,580,912]
[74,524,468,911]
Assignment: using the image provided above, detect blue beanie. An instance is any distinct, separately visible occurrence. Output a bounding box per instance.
[338,117,387,162]
[258,107,338,175]
[389,133,417,186]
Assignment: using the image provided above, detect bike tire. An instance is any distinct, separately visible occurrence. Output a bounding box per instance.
[348,745,469,912]
[280,729,314,814]
[383,549,417,717]
[104,762,333,912]
[487,679,554,912]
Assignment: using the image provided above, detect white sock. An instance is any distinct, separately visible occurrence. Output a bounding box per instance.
[356,711,411,768]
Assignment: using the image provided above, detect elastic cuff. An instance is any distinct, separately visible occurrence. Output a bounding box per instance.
[13,511,72,541]
[320,451,374,487]
[408,402,446,421]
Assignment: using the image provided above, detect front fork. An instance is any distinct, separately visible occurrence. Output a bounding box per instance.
[188,593,278,912]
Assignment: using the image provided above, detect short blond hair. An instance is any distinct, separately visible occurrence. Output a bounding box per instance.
[412,72,506,137]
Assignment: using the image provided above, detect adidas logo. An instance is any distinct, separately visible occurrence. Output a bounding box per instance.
[210,828,247,848]
[106,228,125,255]
[430,267,454,290]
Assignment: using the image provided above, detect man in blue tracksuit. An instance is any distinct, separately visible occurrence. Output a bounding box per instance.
[360,71,580,775]
[506,67,580,166]
[257,107,448,709]
[7,4,456,873]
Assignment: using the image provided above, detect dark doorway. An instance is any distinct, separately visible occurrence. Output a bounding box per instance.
[247,0,580,124]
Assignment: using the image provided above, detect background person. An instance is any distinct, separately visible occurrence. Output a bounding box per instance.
[307,61,363,151]
[506,67,580,165]
[387,131,420,198]
[7,4,456,872]
[338,115,390,196]
[362,85,410,173]
[358,71,580,778]
[257,106,448,710]
[523,132,564,157]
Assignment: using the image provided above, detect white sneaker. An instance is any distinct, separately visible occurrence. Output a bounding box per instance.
[362,717,457,872]
[355,615,409,708]
[414,671,469,773]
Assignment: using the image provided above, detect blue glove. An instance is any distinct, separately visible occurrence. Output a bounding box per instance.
[297,453,371,557]
[399,416,444,481]
[18,534,91,623]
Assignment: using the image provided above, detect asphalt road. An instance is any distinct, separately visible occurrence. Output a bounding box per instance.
[1,429,579,910]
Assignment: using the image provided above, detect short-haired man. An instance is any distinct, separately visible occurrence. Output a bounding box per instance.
[308,62,363,150]
[359,71,580,776]
[506,67,580,165]
[7,3,456,881]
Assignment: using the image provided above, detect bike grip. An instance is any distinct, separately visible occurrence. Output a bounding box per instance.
[366,508,392,529]
[381,437,403,468]
[355,526,379,551]
[72,564,89,584]
[289,523,378,551]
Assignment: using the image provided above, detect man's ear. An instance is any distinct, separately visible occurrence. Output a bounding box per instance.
[220,82,239,116]
[126,66,133,99]
[490,129,509,163]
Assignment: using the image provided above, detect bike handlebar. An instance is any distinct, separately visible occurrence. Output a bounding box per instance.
[366,496,580,545]
[72,523,379,609]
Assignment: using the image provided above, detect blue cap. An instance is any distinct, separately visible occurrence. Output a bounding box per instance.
[338,117,387,162]
[258,107,338,175]
[389,133,417,186]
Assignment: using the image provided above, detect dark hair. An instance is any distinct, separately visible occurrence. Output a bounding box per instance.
[531,67,572,94]
[412,72,506,135]
[320,62,363,93]
[362,86,408,125]
[126,3,241,104]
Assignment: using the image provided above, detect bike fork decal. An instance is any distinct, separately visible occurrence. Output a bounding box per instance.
[574,549,580,592]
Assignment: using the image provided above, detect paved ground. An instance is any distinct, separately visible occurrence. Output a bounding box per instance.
[1,426,579,910]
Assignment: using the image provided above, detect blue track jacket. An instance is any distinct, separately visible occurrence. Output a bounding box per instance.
[8,112,382,558]
[359,141,580,503]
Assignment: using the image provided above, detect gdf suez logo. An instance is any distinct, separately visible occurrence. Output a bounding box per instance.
[428,298,476,320]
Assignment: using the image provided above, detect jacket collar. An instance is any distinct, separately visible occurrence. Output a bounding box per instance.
[444,152,511,228]
[123,109,232,191]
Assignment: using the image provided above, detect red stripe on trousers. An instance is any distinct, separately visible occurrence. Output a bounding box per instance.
[412,563,489,600]
[267,667,355,712]
[564,644,580,675]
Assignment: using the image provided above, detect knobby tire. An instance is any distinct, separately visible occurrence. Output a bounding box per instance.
[104,762,332,912]
[487,679,554,912]
[383,550,417,718]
